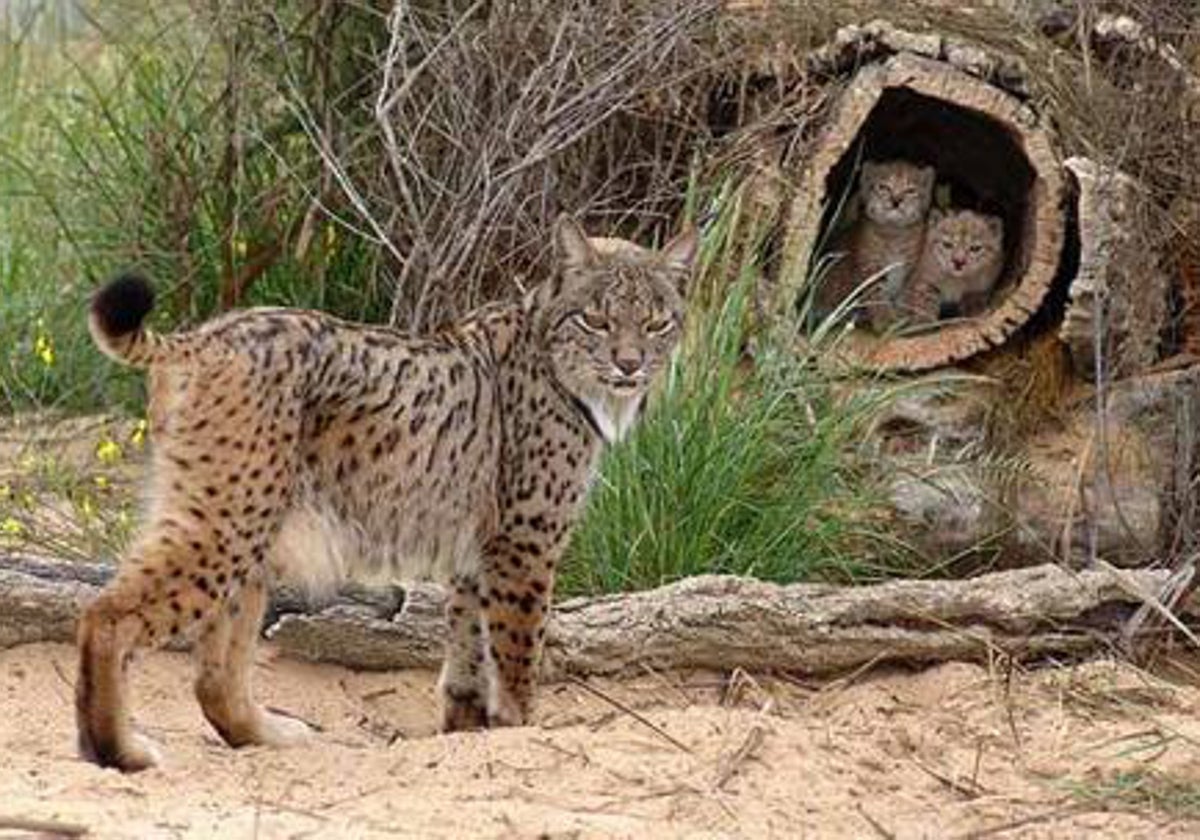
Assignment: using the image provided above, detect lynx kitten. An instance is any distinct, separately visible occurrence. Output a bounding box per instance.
[815,159,935,326]
[75,215,696,772]
[898,208,1004,323]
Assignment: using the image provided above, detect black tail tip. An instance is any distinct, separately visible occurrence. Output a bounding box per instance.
[92,272,155,337]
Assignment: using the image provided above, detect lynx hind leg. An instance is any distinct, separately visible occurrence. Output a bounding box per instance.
[79,429,297,767]
[438,572,494,732]
[194,573,310,749]
[76,529,232,772]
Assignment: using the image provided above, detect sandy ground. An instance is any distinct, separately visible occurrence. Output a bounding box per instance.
[1,644,1199,839]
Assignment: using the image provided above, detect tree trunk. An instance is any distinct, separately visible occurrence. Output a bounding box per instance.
[2,555,1194,678]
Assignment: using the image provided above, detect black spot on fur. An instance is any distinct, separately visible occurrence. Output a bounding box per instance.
[92,272,155,338]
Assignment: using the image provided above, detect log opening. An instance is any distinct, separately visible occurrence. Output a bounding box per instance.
[817,87,1035,307]
[781,53,1068,372]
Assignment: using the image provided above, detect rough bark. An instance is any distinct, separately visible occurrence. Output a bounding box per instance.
[2,555,1195,678]
[1060,157,1171,380]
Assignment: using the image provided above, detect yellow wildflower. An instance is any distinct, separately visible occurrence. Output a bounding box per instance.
[95,438,123,464]
[0,518,23,536]
[234,238,248,259]
[130,418,148,448]
[33,318,55,367]
[35,335,55,367]
[94,475,110,490]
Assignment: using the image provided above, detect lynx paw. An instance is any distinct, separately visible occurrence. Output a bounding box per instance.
[255,708,313,747]
[441,688,488,733]
[88,731,163,773]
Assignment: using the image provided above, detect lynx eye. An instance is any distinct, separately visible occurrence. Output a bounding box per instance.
[969,244,984,254]
[643,316,674,336]
[573,311,609,334]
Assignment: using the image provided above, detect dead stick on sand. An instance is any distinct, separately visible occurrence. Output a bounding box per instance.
[566,674,692,753]
[959,802,1086,839]
[713,723,767,790]
[0,815,89,837]
[910,754,986,799]
[856,803,898,840]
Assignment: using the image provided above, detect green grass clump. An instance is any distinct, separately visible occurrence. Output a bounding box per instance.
[562,231,902,595]
[0,7,386,415]
[1062,769,1200,822]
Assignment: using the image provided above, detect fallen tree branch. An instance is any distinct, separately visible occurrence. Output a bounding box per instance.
[0,815,89,837]
[1,555,1195,678]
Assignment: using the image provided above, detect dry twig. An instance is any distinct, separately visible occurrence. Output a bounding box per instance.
[566,674,692,754]
[0,815,89,837]
[712,723,767,790]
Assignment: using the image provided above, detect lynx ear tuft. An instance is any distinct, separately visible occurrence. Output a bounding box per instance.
[661,226,698,272]
[985,214,1004,239]
[555,215,597,269]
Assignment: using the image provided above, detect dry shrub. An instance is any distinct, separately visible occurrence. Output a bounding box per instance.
[217,1,850,330]
[367,0,721,329]
[88,2,1195,337]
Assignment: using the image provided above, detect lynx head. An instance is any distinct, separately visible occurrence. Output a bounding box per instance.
[926,209,1004,281]
[861,160,936,227]
[535,215,696,442]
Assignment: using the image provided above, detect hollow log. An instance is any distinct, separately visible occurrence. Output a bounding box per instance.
[2,554,1195,678]
[778,49,1067,372]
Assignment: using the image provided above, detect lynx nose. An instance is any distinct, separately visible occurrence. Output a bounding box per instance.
[612,349,642,376]
[952,256,967,270]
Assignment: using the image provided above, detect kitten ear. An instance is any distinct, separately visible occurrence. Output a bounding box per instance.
[860,160,879,182]
[660,225,699,273]
[927,207,945,226]
[985,215,1004,239]
[919,165,936,189]
[555,214,597,270]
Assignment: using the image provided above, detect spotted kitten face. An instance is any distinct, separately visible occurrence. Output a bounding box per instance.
[861,160,936,227]
[541,219,694,407]
[927,209,1004,278]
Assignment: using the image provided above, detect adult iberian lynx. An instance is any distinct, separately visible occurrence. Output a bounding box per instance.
[76,216,697,771]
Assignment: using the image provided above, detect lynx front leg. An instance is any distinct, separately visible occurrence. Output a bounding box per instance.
[480,538,556,728]
[438,572,493,732]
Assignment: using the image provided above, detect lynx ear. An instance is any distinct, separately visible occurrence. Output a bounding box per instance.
[860,160,880,183]
[985,214,1004,239]
[927,207,946,226]
[555,214,597,270]
[919,165,937,189]
[661,225,699,272]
